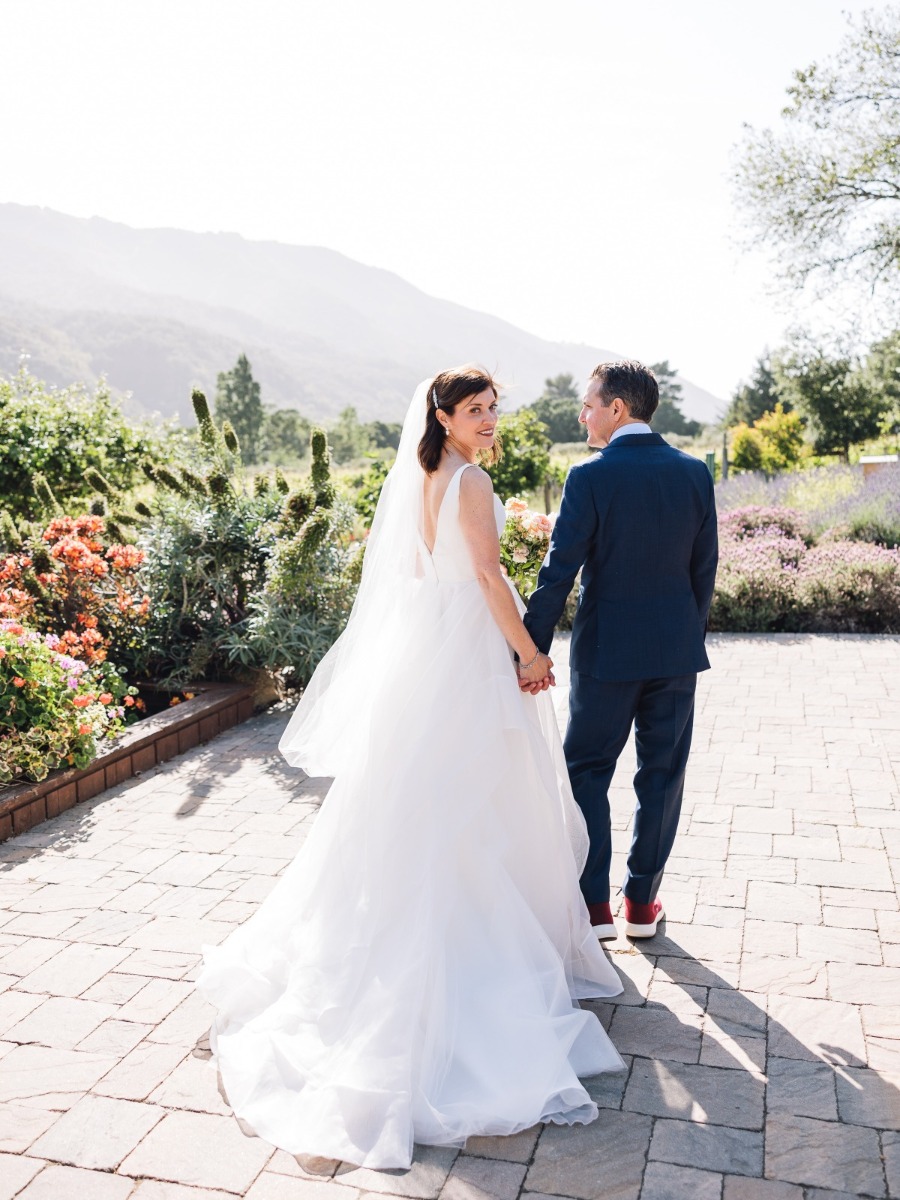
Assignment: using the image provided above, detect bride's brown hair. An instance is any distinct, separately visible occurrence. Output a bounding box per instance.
[417,364,503,474]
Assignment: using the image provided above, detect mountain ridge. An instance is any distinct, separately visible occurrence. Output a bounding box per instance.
[0,204,725,426]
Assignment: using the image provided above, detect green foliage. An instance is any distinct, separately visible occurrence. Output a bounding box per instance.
[734,7,900,297]
[727,354,781,427]
[862,329,900,436]
[774,342,889,460]
[214,354,265,464]
[259,407,312,466]
[329,406,373,464]
[487,410,552,503]
[730,424,765,473]
[523,374,583,444]
[0,621,132,785]
[0,369,159,521]
[352,457,392,525]
[648,361,702,436]
[365,420,402,450]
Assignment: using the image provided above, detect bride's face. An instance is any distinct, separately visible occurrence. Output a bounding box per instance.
[443,388,499,457]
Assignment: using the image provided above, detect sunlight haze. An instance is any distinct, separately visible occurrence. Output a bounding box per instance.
[0,0,880,402]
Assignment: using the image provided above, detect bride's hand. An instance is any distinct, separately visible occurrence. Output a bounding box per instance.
[518,652,553,687]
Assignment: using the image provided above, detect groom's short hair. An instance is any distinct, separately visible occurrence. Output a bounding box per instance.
[591,360,659,422]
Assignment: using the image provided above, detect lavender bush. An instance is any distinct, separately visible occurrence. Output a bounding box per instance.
[708,503,900,633]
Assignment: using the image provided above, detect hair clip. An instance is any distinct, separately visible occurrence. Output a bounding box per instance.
[431,387,439,408]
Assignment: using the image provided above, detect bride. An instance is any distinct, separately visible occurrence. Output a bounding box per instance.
[197,365,625,1170]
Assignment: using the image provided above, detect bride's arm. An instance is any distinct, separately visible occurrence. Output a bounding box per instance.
[458,468,552,684]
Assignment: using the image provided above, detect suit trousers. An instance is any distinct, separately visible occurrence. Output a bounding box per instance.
[563,671,697,906]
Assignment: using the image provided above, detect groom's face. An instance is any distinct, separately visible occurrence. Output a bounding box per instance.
[580,380,619,449]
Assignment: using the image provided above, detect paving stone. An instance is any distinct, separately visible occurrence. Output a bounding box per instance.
[649,1118,763,1175]
[15,1165,134,1199]
[828,962,900,1007]
[699,1028,766,1074]
[765,1113,884,1195]
[0,1104,59,1153]
[337,1144,458,1198]
[739,955,828,999]
[0,1043,115,1107]
[129,1182,239,1200]
[608,1005,702,1064]
[640,1161,723,1200]
[835,1068,900,1130]
[148,1051,232,1115]
[622,1059,764,1129]
[82,973,153,1005]
[247,1176,357,1199]
[0,988,44,1035]
[860,1005,900,1074]
[798,925,883,965]
[462,1126,540,1163]
[768,995,867,1066]
[766,1058,838,1120]
[0,1151,45,1199]
[78,1018,153,1058]
[722,1179,804,1199]
[115,949,199,980]
[525,1109,651,1200]
[93,1040,188,1101]
[440,1154,526,1200]
[745,881,820,924]
[883,1131,900,1200]
[145,990,214,1048]
[30,1092,164,1169]
[16,943,131,997]
[118,1108,273,1192]
[5,995,117,1050]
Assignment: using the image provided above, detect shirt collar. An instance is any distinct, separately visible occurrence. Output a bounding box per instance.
[609,422,653,442]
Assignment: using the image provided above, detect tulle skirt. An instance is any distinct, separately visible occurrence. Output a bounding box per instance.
[198,577,624,1169]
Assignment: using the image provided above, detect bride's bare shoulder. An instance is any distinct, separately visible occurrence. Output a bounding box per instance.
[459,463,493,494]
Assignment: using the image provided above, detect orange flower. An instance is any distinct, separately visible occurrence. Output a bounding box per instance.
[72,695,92,708]
[183,692,195,700]
[98,692,113,705]
[0,648,6,660]
[169,697,182,706]
[12,677,25,688]
[78,723,92,735]
[124,695,135,706]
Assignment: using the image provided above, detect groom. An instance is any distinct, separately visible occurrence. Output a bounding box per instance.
[523,360,718,939]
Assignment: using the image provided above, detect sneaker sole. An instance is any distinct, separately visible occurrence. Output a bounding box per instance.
[624,910,664,938]
[592,923,617,941]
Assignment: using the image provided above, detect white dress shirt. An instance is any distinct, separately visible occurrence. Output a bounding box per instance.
[609,422,654,442]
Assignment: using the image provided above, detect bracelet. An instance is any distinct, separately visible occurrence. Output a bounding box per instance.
[520,648,541,670]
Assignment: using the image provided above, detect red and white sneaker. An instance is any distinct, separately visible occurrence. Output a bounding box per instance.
[623,898,664,938]
[587,902,617,941]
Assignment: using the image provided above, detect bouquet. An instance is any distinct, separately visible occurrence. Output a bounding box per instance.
[500,498,553,599]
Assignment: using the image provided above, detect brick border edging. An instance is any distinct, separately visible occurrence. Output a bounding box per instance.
[0,683,255,843]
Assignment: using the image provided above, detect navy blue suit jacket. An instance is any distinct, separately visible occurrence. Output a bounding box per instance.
[524,432,718,682]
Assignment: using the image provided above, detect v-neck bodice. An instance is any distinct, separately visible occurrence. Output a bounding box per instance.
[421,464,505,583]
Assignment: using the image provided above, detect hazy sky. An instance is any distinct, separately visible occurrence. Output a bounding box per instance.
[0,0,880,400]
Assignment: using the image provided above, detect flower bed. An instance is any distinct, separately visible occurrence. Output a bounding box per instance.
[0,681,253,843]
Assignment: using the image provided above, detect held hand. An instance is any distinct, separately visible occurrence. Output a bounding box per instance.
[518,652,553,687]
[518,668,555,694]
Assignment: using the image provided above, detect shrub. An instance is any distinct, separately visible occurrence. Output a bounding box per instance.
[487,410,552,503]
[0,516,151,670]
[795,543,900,632]
[0,619,137,785]
[718,506,813,546]
[0,368,161,521]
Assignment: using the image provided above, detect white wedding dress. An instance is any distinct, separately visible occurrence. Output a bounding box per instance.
[197,387,624,1171]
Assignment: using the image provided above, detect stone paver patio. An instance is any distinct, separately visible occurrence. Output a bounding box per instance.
[1,633,899,1200]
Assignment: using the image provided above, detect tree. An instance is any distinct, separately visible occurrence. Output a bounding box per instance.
[774,343,888,460]
[365,420,402,451]
[648,361,702,436]
[730,424,765,473]
[487,411,551,503]
[734,7,900,297]
[524,374,583,444]
[259,408,312,466]
[754,403,806,473]
[863,329,900,435]
[329,407,373,464]
[215,354,265,464]
[727,354,782,427]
